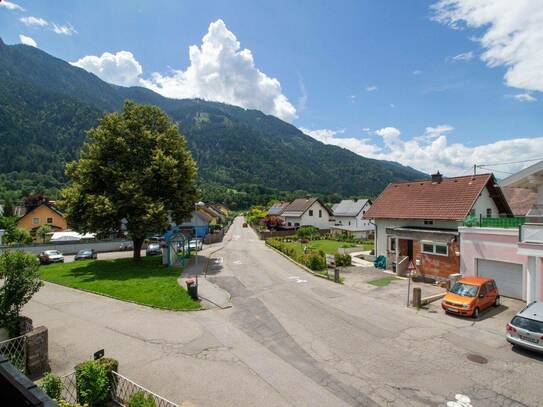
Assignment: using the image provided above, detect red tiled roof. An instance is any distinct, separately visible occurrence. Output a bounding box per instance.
[364,173,511,220]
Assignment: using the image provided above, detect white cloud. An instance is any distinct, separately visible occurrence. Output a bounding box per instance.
[52,23,77,35]
[0,1,24,11]
[141,19,296,121]
[432,0,543,92]
[451,51,474,61]
[19,34,37,47]
[20,16,48,26]
[413,70,422,75]
[71,51,143,86]
[513,93,537,103]
[367,85,377,92]
[301,125,543,176]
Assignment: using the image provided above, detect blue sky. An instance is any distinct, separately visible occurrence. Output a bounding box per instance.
[1,0,542,175]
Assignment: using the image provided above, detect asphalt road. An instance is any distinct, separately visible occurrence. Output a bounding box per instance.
[24,217,543,406]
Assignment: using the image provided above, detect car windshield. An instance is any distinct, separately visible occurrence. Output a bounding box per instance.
[450,282,478,297]
[47,250,60,255]
[79,250,91,255]
[511,316,543,334]
[149,243,159,248]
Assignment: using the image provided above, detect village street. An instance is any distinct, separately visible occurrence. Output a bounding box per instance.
[24,217,543,406]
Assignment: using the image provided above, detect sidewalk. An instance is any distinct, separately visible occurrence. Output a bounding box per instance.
[177,245,232,310]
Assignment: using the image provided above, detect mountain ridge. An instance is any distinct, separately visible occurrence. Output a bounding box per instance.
[0,39,426,208]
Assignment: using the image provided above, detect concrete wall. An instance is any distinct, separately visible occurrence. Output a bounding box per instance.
[0,239,128,255]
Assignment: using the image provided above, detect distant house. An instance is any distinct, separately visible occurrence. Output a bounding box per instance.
[281,197,332,230]
[200,205,224,223]
[364,172,512,278]
[331,199,374,239]
[16,203,68,235]
[179,209,214,238]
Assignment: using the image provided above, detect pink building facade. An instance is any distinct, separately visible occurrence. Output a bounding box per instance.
[460,227,542,302]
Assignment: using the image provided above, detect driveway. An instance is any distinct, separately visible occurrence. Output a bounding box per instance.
[24,217,543,406]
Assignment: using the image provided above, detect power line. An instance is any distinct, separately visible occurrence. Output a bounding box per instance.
[477,157,543,167]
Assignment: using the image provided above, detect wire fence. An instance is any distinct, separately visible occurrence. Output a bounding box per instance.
[60,370,178,407]
[462,216,526,229]
[0,334,27,373]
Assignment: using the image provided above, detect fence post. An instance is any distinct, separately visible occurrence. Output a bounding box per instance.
[25,326,49,378]
[412,287,422,308]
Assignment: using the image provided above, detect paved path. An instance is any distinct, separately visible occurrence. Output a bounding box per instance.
[24,217,543,406]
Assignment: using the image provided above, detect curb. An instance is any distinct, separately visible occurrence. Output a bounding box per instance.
[265,242,342,284]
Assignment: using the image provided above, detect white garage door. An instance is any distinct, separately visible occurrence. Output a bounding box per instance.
[477,259,523,300]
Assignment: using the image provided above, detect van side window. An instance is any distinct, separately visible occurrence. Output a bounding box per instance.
[479,285,487,296]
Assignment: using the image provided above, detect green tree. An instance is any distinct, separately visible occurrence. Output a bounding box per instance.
[60,101,198,260]
[297,225,319,240]
[0,251,43,334]
[36,224,52,244]
[0,217,33,245]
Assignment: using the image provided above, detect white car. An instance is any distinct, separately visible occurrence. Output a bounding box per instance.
[189,239,203,251]
[38,250,65,264]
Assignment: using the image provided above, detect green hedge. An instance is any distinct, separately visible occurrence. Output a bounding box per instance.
[267,239,327,271]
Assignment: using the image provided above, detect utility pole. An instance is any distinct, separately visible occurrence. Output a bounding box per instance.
[473,164,477,175]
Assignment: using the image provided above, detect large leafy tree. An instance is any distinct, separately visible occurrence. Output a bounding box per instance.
[61,101,198,260]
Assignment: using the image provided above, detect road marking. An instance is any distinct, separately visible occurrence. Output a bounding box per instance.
[296,279,307,283]
[233,235,240,240]
[233,260,242,265]
[446,394,472,407]
[288,276,307,284]
[288,276,299,279]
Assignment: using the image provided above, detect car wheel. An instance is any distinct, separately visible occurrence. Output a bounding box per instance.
[473,307,480,319]
[494,296,500,307]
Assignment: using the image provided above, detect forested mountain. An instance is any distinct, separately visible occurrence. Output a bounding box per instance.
[0,38,426,208]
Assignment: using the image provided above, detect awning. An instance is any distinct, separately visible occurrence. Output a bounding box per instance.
[385,226,458,242]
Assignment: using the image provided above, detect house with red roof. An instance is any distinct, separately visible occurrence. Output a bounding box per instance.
[364,172,512,279]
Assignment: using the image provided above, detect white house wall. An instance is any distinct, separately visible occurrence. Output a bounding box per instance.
[471,187,500,218]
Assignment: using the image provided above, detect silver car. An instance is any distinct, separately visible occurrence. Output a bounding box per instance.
[506,301,543,353]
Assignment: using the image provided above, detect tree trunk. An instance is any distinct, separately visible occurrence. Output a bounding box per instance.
[133,237,144,261]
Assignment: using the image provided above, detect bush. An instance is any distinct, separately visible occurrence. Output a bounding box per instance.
[75,360,110,406]
[41,372,63,400]
[303,252,326,271]
[57,400,87,407]
[126,391,157,407]
[335,253,352,267]
[97,357,118,375]
[0,250,43,335]
[296,226,319,240]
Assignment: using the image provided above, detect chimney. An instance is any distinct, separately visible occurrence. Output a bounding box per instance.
[431,171,443,184]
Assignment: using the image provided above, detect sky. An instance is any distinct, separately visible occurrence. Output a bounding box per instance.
[1,0,542,176]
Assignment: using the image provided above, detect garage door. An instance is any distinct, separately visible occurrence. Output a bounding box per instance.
[477,259,523,299]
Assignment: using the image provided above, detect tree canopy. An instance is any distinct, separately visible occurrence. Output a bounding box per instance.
[60,101,198,259]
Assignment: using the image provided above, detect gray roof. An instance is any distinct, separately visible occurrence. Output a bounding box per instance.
[332,199,369,217]
[282,197,332,217]
[267,202,289,216]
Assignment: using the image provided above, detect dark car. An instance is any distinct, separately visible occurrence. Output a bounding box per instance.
[146,242,162,256]
[74,249,98,261]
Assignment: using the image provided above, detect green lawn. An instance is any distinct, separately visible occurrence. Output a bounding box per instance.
[279,239,363,257]
[367,276,399,287]
[39,256,200,310]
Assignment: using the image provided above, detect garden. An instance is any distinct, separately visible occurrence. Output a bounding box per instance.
[39,256,200,310]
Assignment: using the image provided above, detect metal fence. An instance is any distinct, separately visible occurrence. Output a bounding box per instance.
[60,370,178,407]
[462,216,526,228]
[0,334,27,373]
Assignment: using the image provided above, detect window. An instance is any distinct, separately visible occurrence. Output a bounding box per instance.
[348,221,351,226]
[423,220,433,225]
[319,210,322,218]
[287,222,292,226]
[294,223,300,227]
[389,238,396,252]
[308,210,314,216]
[486,208,492,218]
[32,217,40,225]
[421,241,448,256]
[46,217,53,224]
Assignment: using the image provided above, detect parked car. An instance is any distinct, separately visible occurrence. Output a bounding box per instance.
[506,301,543,353]
[441,277,500,318]
[38,250,64,265]
[146,242,162,256]
[74,249,97,261]
[119,241,133,251]
[189,239,203,251]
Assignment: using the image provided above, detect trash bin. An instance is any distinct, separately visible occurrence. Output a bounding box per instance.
[186,278,198,300]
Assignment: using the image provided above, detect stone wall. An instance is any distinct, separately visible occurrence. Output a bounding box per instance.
[25,326,49,379]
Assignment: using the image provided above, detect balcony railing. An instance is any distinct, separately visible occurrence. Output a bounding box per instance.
[520,223,543,244]
[462,215,526,229]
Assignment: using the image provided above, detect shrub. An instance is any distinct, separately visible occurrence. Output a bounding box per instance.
[335,253,352,267]
[41,372,63,400]
[303,252,326,271]
[75,360,110,406]
[126,391,157,407]
[57,400,87,407]
[0,250,43,335]
[97,357,118,375]
[296,226,319,240]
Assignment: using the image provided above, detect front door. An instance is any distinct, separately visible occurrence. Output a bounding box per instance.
[407,240,413,260]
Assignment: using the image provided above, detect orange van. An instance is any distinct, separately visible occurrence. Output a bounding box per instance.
[441,276,500,318]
